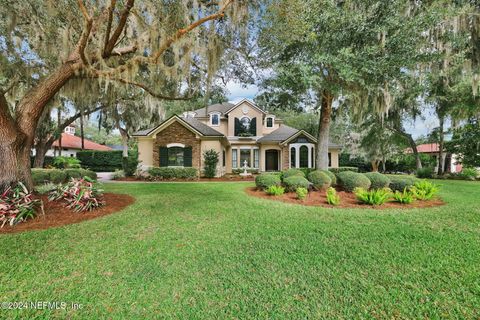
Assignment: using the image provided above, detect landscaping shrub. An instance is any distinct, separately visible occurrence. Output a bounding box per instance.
[255,174,281,190]
[64,168,82,179]
[111,170,126,180]
[298,168,315,177]
[265,185,285,196]
[49,169,67,184]
[203,149,219,178]
[329,166,359,174]
[52,156,81,169]
[34,183,59,195]
[411,180,439,200]
[364,172,391,190]
[389,176,417,192]
[296,187,308,200]
[31,169,51,185]
[76,150,126,172]
[148,167,198,180]
[79,169,97,180]
[458,167,478,181]
[282,168,305,180]
[354,187,391,205]
[392,188,415,204]
[283,176,310,192]
[307,171,332,190]
[416,167,434,179]
[326,187,340,205]
[0,182,40,228]
[323,170,337,186]
[49,177,105,212]
[336,171,371,192]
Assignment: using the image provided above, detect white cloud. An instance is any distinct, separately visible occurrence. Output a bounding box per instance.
[226,81,259,103]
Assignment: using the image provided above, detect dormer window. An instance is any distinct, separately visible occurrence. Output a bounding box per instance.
[265,116,275,128]
[210,113,220,126]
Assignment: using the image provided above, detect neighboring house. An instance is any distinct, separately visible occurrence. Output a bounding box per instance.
[407,143,462,173]
[48,125,112,157]
[133,99,341,176]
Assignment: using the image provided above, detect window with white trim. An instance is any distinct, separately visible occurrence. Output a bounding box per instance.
[265,116,274,128]
[232,148,238,168]
[253,149,259,168]
[210,113,220,126]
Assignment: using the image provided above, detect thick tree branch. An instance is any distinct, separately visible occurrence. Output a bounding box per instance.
[103,0,135,57]
[104,0,117,53]
[110,77,194,100]
[77,0,93,67]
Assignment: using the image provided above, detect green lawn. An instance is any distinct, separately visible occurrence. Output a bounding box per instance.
[1,180,480,319]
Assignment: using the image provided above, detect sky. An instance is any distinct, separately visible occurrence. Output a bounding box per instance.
[226,80,443,139]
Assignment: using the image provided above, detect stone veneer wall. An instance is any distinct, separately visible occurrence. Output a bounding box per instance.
[281,146,290,170]
[152,121,201,169]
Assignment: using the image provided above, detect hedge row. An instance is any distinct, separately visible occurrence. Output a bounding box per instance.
[76,150,138,173]
[148,167,198,180]
[32,168,97,185]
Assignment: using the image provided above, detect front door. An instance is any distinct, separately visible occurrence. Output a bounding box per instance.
[265,149,279,171]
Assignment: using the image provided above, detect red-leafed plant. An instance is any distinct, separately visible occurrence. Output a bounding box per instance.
[0,182,40,228]
[49,177,105,212]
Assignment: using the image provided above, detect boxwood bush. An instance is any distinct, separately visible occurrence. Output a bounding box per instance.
[148,167,198,180]
[416,167,434,179]
[389,176,417,192]
[31,169,97,185]
[336,171,371,192]
[329,166,359,173]
[322,170,337,186]
[364,172,391,190]
[307,170,332,190]
[282,168,305,180]
[255,174,281,190]
[283,176,310,192]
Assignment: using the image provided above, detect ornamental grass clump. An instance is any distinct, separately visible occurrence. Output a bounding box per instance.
[410,180,439,200]
[0,182,40,228]
[49,177,105,212]
[392,188,415,204]
[326,187,340,205]
[265,185,285,196]
[354,187,392,205]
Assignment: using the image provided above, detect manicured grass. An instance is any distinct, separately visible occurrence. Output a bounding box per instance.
[1,180,480,319]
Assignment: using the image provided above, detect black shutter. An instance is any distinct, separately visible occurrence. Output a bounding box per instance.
[234,118,241,136]
[184,147,192,167]
[159,147,168,167]
[250,118,257,136]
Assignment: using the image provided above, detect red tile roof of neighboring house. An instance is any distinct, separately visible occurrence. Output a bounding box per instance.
[52,133,112,151]
[416,143,440,153]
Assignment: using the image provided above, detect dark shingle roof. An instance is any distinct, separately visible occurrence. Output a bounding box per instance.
[192,102,234,117]
[132,115,223,137]
[257,125,299,142]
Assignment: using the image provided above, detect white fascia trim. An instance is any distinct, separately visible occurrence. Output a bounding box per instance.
[167,143,186,148]
[209,112,221,126]
[224,98,267,115]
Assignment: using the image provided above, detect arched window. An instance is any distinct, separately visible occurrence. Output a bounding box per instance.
[299,145,308,168]
[290,147,296,168]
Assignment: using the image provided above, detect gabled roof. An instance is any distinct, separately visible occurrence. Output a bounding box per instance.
[192,102,234,117]
[52,133,112,151]
[258,125,342,148]
[223,99,267,115]
[132,115,223,137]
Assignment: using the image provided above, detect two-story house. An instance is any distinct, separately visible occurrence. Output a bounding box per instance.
[133,99,341,176]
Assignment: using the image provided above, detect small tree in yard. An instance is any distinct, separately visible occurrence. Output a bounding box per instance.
[203,149,219,178]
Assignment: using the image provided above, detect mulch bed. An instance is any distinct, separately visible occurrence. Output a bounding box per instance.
[0,193,135,234]
[246,187,445,209]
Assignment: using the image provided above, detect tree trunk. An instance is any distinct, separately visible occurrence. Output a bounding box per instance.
[437,115,445,176]
[33,142,48,168]
[371,160,379,172]
[315,90,334,170]
[80,111,85,150]
[0,63,77,190]
[119,127,129,175]
[382,156,386,173]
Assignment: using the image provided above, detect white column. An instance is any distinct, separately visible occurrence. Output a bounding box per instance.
[308,146,312,168]
[295,146,300,168]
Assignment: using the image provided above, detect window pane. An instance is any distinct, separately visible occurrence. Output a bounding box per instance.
[253,149,259,168]
[240,149,251,167]
[300,146,308,168]
[290,147,296,168]
[211,114,219,125]
[266,117,273,127]
[232,149,237,168]
[168,147,184,166]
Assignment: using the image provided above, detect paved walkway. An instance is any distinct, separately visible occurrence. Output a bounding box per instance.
[96,172,114,182]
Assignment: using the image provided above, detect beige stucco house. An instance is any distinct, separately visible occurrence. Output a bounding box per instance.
[133,99,341,176]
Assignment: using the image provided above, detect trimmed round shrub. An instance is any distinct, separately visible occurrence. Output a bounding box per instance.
[389,176,417,192]
[65,169,82,179]
[364,172,391,190]
[283,176,310,192]
[255,174,281,190]
[49,169,67,184]
[336,171,371,192]
[307,171,332,190]
[416,167,434,179]
[79,169,97,180]
[323,170,337,186]
[282,168,305,180]
[32,169,51,185]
